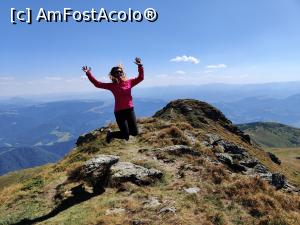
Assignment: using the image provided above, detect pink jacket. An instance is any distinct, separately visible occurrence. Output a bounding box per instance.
[86,65,144,112]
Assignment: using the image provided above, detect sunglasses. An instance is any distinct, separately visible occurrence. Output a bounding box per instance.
[114,70,123,75]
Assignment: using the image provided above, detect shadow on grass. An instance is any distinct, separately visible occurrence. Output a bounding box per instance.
[12,184,104,225]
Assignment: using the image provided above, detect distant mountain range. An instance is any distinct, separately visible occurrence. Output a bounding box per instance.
[238,122,300,148]
[1,82,300,175]
[2,81,300,103]
[0,98,167,175]
[215,94,300,128]
[0,146,60,175]
[0,98,167,148]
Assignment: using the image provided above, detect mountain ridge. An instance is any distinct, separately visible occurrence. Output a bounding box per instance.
[1,99,300,225]
[238,122,300,148]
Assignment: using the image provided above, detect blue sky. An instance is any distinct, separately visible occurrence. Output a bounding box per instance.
[1,0,300,96]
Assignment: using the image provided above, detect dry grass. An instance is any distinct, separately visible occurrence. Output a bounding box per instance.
[1,116,300,225]
[0,183,23,204]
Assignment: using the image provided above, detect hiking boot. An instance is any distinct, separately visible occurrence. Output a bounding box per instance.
[106,129,112,143]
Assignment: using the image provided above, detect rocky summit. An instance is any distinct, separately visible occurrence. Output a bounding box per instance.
[0,99,300,225]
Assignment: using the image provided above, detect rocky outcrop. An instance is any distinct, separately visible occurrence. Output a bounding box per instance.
[109,162,163,186]
[154,99,251,143]
[76,127,105,146]
[195,133,294,191]
[150,145,203,163]
[207,137,296,191]
[68,154,163,192]
[267,152,281,165]
[83,155,120,186]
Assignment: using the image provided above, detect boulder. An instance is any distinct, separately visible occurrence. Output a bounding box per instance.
[215,153,233,165]
[271,173,286,189]
[230,163,248,172]
[83,155,120,186]
[218,140,248,156]
[184,187,200,194]
[253,163,269,174]
[159,206,176,214]
[206,133,222,145]
[267,152,281,165]
[110,162,163,186]
[76,128,104,146]
[143,197,161,209]
[240,158,259,168]
[215,153,247,172]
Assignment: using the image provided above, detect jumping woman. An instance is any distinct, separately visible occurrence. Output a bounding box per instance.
[82,57,144,143]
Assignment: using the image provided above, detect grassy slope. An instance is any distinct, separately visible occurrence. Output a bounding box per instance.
[1,102,300,225]
[238,122,300,148]
[267,147,300,183]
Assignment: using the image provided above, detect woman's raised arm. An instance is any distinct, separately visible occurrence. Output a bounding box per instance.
[82,66,113,90]
[130,58,144,87]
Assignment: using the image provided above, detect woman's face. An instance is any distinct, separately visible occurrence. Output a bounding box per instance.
[113,68,124,77]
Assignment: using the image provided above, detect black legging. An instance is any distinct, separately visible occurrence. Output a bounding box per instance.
[110,107,138,140]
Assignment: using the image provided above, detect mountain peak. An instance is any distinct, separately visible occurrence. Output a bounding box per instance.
[154,99,231,127]
[154,99,251,143]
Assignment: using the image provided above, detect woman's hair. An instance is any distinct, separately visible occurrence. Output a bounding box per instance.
[109,65,127,83]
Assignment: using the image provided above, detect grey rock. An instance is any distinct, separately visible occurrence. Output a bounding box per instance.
[254,172,273,182]
[219,140,248,155]
[240,158,259,168]
[158,145,201,156]
[159,206,176,214]
[110,162,163,186]
[215,153,248,172]
[215,153,233,165]
[143,197,161,209]
[267,152,281,165]
[230,153,246,161]
[76,128,104,146]
[83,155,120,186]
[253,163,269,174]
[206,133,222,145]
[271,173,286,189]
[230,163,248,172]
[184,187,200,194]
[131,220,143,225]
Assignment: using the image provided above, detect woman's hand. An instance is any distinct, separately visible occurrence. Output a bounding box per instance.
[82,66,91,73]
[134,57,142,66]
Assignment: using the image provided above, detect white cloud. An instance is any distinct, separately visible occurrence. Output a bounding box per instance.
[170,55,200,64]
[175,70,186,75]
[206,64,227,69]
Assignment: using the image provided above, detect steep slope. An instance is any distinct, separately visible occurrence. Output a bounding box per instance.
[0,99,299,225]
[238,122,300,148]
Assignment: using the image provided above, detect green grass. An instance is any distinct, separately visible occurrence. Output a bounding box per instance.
[266,147,300,185]
[0,165,50,190]
[238,122,300,148]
